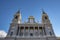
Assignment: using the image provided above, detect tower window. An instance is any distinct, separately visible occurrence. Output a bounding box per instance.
[10,32,13,36]
[50,32,52,35]
[45,16,47,19]
[15,16,18,19]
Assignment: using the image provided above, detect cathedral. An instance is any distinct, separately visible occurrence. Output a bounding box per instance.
[0,10,57,40]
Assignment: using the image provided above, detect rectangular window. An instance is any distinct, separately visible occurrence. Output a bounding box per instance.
[20,27,24,30]
[35,27,38,30]
[39,27,42,29]
[30,27,34,30]
[10,32,13,36]
[39,27,42,31]
[16,27,19,35]
[50,32,52,35]
[25,27,28,30]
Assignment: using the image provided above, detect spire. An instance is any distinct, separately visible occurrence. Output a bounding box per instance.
[42,10,50,24]
[16,10,20,14]
[42,9,46,14]
[12,10,22,24]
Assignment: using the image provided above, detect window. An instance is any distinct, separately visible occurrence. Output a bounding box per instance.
[45,16,47,19]
[50,32,52,35]
[16,27,19,35]
[10,32,13,36]
[30,33,33,36]
[39,27,42,31]
[35,27,38,30]
[15,16,18,19]
[30,19,34,23]
[20,27,24,30]
[30,27,33,30]
[25,27,28,30]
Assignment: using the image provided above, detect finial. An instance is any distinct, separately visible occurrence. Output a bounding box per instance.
[42,8,46,14]
[14,10,21,16]
[16,10,20,13]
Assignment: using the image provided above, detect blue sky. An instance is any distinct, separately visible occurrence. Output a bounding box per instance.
[0,0,60,37]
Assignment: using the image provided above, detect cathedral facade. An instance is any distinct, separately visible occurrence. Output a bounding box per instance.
[0,10,57,40]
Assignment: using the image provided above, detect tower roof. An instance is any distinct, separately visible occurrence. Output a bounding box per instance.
[16,10,20,14]
[41,8,47,14]
[14,10,21,16]
[42,9,46,14]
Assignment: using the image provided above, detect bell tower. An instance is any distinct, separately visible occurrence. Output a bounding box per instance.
[7,10,21,37]
[42,11,50,24]
[12,10,21,24]
[42,10,55,37]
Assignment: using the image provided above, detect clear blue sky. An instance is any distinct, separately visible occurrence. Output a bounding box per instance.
[0,0,60,37]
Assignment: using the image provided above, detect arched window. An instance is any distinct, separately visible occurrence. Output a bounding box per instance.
[45,16,48,19]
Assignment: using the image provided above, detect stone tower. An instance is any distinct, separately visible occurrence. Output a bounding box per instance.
[7,10,21,37]
[6,10,57,40]
[42,11,55,36]
[12,10,21,24]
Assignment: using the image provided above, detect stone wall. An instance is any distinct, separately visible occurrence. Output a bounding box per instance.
[0,36,57,40]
